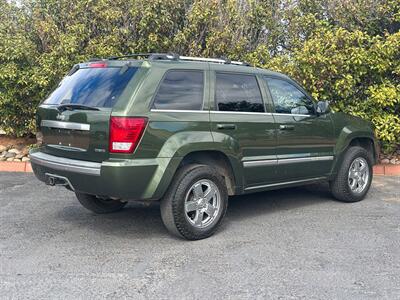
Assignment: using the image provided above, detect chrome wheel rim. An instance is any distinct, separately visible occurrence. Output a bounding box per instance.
[184,179,221,229]
[348,157,369,194]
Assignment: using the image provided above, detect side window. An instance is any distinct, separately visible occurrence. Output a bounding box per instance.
[152,70,204,110]
[265,77,315,115]
[215,73,265,112]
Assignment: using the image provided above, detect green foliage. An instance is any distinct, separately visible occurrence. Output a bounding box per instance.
[0,0,399,151]
[265,29,400,152]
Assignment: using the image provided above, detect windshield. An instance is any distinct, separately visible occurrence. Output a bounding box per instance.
[43,67,138,108]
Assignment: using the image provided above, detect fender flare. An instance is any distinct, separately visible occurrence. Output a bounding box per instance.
[149,131,244,199]
[331,126,377,175]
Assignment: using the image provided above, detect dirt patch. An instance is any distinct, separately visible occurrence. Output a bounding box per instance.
[0,135,36,162]
[379,147,400,165]
[0,136,36,149]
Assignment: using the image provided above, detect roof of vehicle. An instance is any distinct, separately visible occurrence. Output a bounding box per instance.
[80,53,290,80]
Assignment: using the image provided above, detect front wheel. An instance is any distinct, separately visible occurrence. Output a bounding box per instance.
[330,146,373,202]
[75,192,127,214]
[160,164,228,240]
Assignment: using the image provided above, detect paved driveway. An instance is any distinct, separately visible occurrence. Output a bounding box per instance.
[0,173,399,299]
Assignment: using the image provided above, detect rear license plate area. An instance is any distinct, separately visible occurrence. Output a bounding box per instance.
[43,128,90,150]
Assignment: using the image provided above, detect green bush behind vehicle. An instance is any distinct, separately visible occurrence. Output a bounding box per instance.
[0,0,399,152]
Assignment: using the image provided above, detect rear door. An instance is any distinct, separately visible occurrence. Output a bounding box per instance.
[210,69,277,188]
[263,76,335,181]
[37,62,140,162]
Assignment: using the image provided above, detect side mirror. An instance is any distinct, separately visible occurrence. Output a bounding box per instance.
[316,101,330,115]
[291,105,309,115]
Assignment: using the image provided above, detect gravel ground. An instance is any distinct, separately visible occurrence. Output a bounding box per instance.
[0,173,399,299]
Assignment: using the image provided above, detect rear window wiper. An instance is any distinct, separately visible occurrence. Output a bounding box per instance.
[57,104,100,112]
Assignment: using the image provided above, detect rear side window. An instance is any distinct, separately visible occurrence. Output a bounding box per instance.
[43,67,138,108]
[215,73,264,112]
[152,70,204,110]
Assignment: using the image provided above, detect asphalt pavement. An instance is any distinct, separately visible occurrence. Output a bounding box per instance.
[0,173,399,299]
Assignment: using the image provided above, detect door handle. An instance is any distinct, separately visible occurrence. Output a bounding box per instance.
[279,125,295,130]
[217,124,237,130]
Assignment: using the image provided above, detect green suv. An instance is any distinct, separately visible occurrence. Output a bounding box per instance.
[30,53,378,240]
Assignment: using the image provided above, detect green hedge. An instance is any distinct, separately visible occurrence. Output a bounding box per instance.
[0,0,399,152]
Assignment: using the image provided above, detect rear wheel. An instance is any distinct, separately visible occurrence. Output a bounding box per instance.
[330,146,373,202]
[75,192,127,214]
[160,164,228,240]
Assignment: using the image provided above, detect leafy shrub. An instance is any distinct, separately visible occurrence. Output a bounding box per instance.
[265,29,400,152]
[0,0,399,151]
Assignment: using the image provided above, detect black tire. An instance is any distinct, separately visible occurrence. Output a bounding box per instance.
[75,192,127,214]
[330,146,373,202]
[160,164,228,240]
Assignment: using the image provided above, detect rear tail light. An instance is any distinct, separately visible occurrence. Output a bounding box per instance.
[109,117,148,153]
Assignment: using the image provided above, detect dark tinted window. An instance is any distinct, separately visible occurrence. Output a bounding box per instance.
[152,70,204,110]
[265,77,315,115]
[215,73,264,112]
[43,67,138,108]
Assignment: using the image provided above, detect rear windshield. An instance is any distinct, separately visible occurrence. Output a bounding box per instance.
[43,67,138,108]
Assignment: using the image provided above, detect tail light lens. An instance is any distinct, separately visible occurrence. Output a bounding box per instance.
[89,62,107,68]
[109,117,148,153]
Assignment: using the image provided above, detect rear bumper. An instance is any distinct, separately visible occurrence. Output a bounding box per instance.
[30,152,101,176]
[30,149,180,201]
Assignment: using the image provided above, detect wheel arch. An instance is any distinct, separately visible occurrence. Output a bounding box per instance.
[348,137,377,162]
[177,150,241,196]
[331,131,378,177]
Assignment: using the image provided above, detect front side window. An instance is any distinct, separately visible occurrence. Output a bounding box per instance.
[215,73,265,112]
[152,70,204,110]
[265,77,314,115]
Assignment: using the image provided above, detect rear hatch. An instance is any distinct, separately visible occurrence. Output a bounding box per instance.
[37,61,141,162]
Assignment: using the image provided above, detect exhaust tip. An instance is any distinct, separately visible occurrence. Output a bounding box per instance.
[45,173,75,191]
[48,177,56,186]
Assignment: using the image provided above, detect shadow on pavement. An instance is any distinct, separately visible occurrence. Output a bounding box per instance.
[226,182,332,221]
[56,182,332,239]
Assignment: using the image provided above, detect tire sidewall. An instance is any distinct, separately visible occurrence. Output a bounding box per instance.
[343,148,373,201]
[172,166,228,239]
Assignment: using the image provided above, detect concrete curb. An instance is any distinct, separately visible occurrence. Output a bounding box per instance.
[0,161,32,172]
[372,164,400,176]
[0,162,399,176]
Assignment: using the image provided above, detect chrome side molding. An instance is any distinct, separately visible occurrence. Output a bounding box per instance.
[245,177,327,191]
[243,155,334,168]
[243,159,278,167]
[150,109,209,114]
[277,155,334,165]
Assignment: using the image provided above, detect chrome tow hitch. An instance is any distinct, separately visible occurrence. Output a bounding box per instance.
[45,173,75,191]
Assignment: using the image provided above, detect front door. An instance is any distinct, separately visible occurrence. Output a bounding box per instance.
[210,69,277,188]
[263,76,336,181]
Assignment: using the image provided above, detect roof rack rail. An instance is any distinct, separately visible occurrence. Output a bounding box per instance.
[107,53,251,66]
[178,56,251,66]
[108,53,179,60]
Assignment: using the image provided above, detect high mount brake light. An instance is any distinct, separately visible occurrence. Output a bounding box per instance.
[89,62,108,68]
[109,117,148,153]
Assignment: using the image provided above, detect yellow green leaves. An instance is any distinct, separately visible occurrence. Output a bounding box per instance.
[368,83,400,108]
[264,26,399,152]
[373,114,400,152]
[0,0,398,151]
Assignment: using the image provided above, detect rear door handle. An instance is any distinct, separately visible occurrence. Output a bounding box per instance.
[279,125,295,130]
[217,124,237,130]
